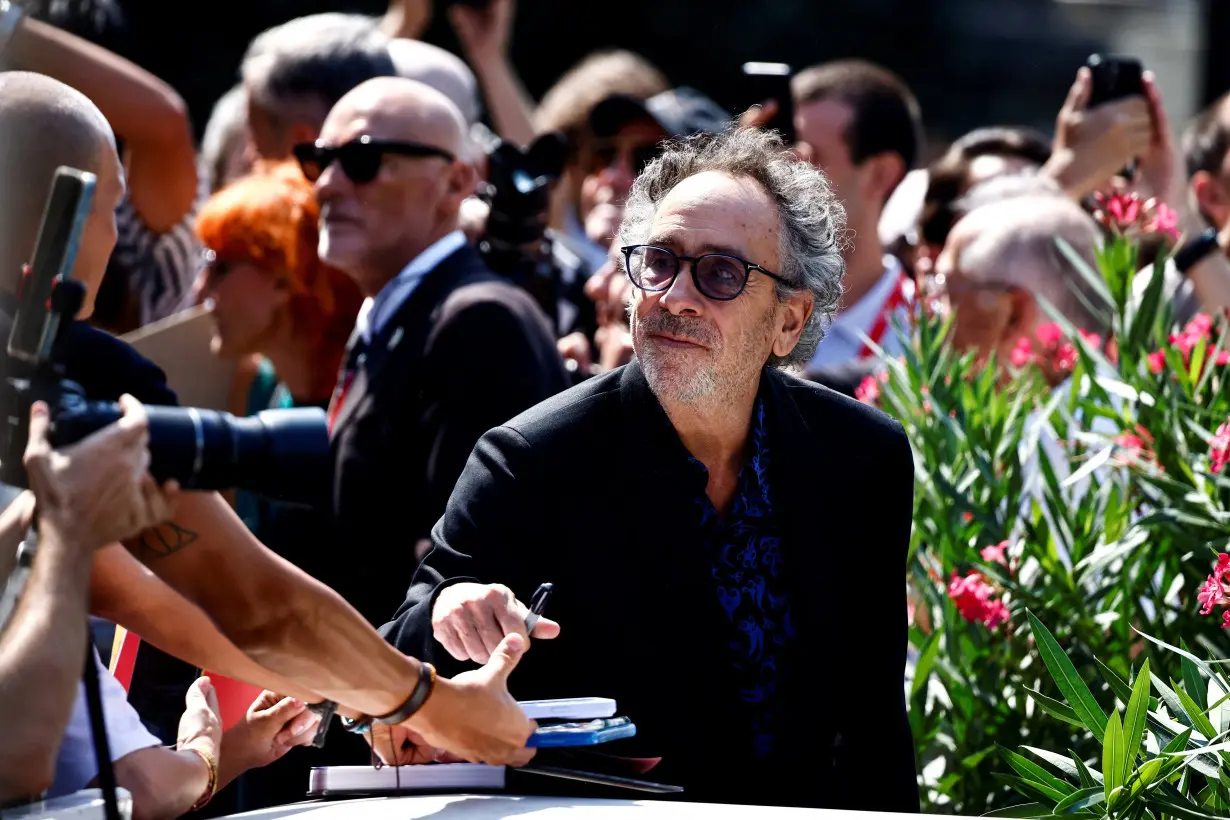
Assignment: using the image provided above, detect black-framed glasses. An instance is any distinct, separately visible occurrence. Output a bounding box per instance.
[293,135,456,184]
[621,244,788,302]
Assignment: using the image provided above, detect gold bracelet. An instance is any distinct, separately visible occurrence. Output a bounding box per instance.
[183,745,218,812]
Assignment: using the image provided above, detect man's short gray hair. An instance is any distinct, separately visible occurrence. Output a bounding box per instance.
[242,14,396,116]
[618,127,846,369]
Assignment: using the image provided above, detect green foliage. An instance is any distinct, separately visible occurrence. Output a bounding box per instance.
[885,227,1230,813]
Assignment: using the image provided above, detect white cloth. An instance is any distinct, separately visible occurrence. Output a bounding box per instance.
[355,230,468,344]
[47,650,161,798]
[808,256,910,369]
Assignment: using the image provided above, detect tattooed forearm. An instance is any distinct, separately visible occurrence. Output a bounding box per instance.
[133,522,199,561]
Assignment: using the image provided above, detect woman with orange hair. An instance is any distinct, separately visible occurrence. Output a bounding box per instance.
[195,161,361,419]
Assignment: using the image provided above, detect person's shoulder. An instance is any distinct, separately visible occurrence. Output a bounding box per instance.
[500,367,625,446]
[774,368,906,450]
[58,321,179,406]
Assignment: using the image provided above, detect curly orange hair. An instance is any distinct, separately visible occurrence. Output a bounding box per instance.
[195,161,361,356]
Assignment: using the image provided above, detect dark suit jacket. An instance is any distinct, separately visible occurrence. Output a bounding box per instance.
[382,360,919,811]
[330,243,569,625]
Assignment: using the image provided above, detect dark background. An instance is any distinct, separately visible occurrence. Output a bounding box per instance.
[39,0,1229,161]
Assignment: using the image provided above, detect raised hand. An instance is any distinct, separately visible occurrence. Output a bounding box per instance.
[432,582,561,663]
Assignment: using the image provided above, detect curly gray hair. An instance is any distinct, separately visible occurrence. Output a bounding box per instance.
[617,126,846,369]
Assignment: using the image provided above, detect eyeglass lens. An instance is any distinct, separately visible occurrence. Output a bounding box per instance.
[626,246,749,301]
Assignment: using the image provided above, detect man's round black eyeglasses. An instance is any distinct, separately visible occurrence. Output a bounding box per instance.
[621,244,788,302]
[293,135,455,184]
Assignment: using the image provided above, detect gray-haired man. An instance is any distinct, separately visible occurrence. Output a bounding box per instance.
[242,13,396,161]
[381,127,918,811]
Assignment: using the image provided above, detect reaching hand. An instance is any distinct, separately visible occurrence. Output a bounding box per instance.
[221,691,320,781]
[404,633,538,766]
[449,0,515,66]
[24,395,179,550]
[367,723,459,766]
[1046,67,1153,200]
[176,677,223,758]
[432,582,561,663]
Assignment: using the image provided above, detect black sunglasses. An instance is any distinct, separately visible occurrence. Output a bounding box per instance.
[621,244,789,302]
[293,135,456,184]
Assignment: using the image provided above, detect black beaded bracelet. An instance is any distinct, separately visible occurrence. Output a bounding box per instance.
[373,662,437,726]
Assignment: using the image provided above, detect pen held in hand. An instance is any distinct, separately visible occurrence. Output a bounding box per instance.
[523,582,553,635]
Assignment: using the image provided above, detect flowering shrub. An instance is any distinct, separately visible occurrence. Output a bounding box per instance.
[871,191,1230,814]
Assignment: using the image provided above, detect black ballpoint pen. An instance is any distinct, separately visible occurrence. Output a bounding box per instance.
[524,582,553,634]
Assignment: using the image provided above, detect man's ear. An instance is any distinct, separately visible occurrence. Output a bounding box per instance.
[772,289,815,359]
[1192,171,1230,228]
[446,159,479,202]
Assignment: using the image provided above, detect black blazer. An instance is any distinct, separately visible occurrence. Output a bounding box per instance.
[330,243,569,625]
[382,361,919,811]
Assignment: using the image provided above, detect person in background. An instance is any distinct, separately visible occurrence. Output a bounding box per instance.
[0,398,178,803]
[3,5,200,332]
[200,84,253,196]
[555,87,730,375]
[388,38,482,130]
[534,49,670,272]
[194,161,362,532]
[304,76,568,628]
[792,60,923,388]
[242,13,396,163]
[915,126,1053,279]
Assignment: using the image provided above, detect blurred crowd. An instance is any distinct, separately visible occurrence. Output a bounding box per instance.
[6,0,1230,816]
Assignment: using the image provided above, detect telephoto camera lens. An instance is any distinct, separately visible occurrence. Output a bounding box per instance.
[50,401,330,504]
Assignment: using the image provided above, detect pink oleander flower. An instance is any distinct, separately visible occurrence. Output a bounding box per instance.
[1144,202,1180,242]
[1010,337,1034,368]
[1211,421,1230,474]
[1198,553,1230,616]
[854,375,879,406]
[980,541,1009,566]
[1093,192,1181,241]
[1036,323,1063,348]
[1056,342,1078,373]
[1079,329,1103,349]
[948,570,1010,630]
[1147,350,1166,374]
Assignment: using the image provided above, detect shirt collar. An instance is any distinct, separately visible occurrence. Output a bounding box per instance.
[356,229,467,343]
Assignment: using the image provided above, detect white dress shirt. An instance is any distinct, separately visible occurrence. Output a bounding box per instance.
[355,230,468,344]
[808,256,911,370]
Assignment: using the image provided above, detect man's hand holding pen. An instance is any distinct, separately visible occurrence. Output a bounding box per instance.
[432,582,560,663]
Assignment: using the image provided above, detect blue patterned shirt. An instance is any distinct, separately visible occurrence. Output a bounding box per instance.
[689,398,794,759]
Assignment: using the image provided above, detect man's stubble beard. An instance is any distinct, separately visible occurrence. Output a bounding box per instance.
[632,303,778,406]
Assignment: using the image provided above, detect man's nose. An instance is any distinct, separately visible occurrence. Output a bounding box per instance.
[658,260,705,316]
[314,158,349,203]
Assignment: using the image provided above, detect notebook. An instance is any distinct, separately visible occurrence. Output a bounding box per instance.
[308,764,505,796]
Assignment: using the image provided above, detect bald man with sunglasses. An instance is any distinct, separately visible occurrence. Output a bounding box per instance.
[299,77,568,630]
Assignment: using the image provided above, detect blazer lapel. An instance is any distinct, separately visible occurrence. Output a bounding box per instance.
[330,245,479,437]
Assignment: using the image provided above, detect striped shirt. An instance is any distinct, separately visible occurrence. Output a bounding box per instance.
[109,183,204,325]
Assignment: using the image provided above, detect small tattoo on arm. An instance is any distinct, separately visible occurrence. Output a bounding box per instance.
[136,522,199,561]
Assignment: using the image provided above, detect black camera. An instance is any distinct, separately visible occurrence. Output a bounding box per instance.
[0,167,330,503]
[475,131,593,341]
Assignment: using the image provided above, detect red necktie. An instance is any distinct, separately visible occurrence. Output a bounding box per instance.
[327,337,367,433]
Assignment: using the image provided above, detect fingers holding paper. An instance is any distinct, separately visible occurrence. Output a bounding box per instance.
[432,582,560,663]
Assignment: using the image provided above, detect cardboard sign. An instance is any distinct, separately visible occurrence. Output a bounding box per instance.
[121,306,236,411]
